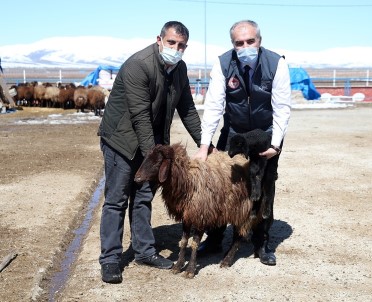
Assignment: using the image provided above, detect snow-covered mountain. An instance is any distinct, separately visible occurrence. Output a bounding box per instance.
[1,36,371,69]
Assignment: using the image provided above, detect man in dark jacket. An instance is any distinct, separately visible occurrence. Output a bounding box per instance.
[98,21,201,284]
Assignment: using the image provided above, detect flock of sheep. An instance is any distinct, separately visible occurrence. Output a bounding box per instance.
[10,81,110,116]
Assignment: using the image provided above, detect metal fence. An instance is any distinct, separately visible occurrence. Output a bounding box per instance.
[306,68,370,87]
[3,67,371,91]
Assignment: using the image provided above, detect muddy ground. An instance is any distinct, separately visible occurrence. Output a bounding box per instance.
[0,104,371,302]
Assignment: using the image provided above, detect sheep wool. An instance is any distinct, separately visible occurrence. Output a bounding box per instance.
[135,143,260,278]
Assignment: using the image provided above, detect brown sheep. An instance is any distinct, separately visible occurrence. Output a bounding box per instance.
[14,82,35,106]
[87,86,105,116]
[33,82,46,107]
[73,86,88,112]
[134,143,260,278]
[44,86,60,108]
[58,83,76,109]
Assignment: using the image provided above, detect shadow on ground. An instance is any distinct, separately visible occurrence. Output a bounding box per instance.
[119,219,293,275]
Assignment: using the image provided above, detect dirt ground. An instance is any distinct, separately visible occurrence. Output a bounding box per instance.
[0,104,371,302]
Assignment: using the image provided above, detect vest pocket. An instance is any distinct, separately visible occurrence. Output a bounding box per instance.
[226,86,247,103]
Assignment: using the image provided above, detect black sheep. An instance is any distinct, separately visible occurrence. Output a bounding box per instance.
[228,129,271,219]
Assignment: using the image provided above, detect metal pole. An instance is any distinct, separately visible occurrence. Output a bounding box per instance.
[367,70,369,87]
[333,70,336,87]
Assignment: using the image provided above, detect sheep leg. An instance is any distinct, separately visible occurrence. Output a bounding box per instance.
[249,179,262,221]
[172,224,191,274]
[184,229,204,279]
[262,181,275,219]
[250,162,266,202]
[261,170,275,219]
[250,161,268,220]
[220,228,243,268]
[250,177,261,202]
[260,188,270,219]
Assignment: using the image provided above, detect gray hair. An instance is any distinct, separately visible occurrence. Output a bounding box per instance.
[229,20,261,43]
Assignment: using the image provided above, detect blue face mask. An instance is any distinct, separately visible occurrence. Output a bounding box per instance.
[237,47,258,66]
[160,38,183,65]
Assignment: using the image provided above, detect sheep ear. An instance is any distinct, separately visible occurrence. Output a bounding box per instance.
[158,159,171,183]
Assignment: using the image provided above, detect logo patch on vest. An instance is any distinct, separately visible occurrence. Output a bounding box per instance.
[228,76,240,89]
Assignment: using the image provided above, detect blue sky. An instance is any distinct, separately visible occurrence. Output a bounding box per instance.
[1,0,372,53]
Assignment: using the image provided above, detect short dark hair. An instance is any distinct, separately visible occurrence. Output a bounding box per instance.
[160,21,189,41]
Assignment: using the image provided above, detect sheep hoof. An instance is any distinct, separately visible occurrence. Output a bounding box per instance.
[171,267,182,274]
[220,259,232,268]
[220,261,228,268]
[183,271,195,279]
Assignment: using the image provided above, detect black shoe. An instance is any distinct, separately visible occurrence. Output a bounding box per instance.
[136,254,173,269]
[197,238,223,255]
[254,247,276,266]
[101,263,123,284]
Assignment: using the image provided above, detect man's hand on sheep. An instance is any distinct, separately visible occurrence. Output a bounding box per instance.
[259,146,280,159]
[193,144,217,161]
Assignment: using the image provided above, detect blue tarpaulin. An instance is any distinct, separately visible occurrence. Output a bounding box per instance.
[289,67,320,100]
[80,65,120,87]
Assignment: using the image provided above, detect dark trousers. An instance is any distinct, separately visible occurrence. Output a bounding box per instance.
[99,139,157,265]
